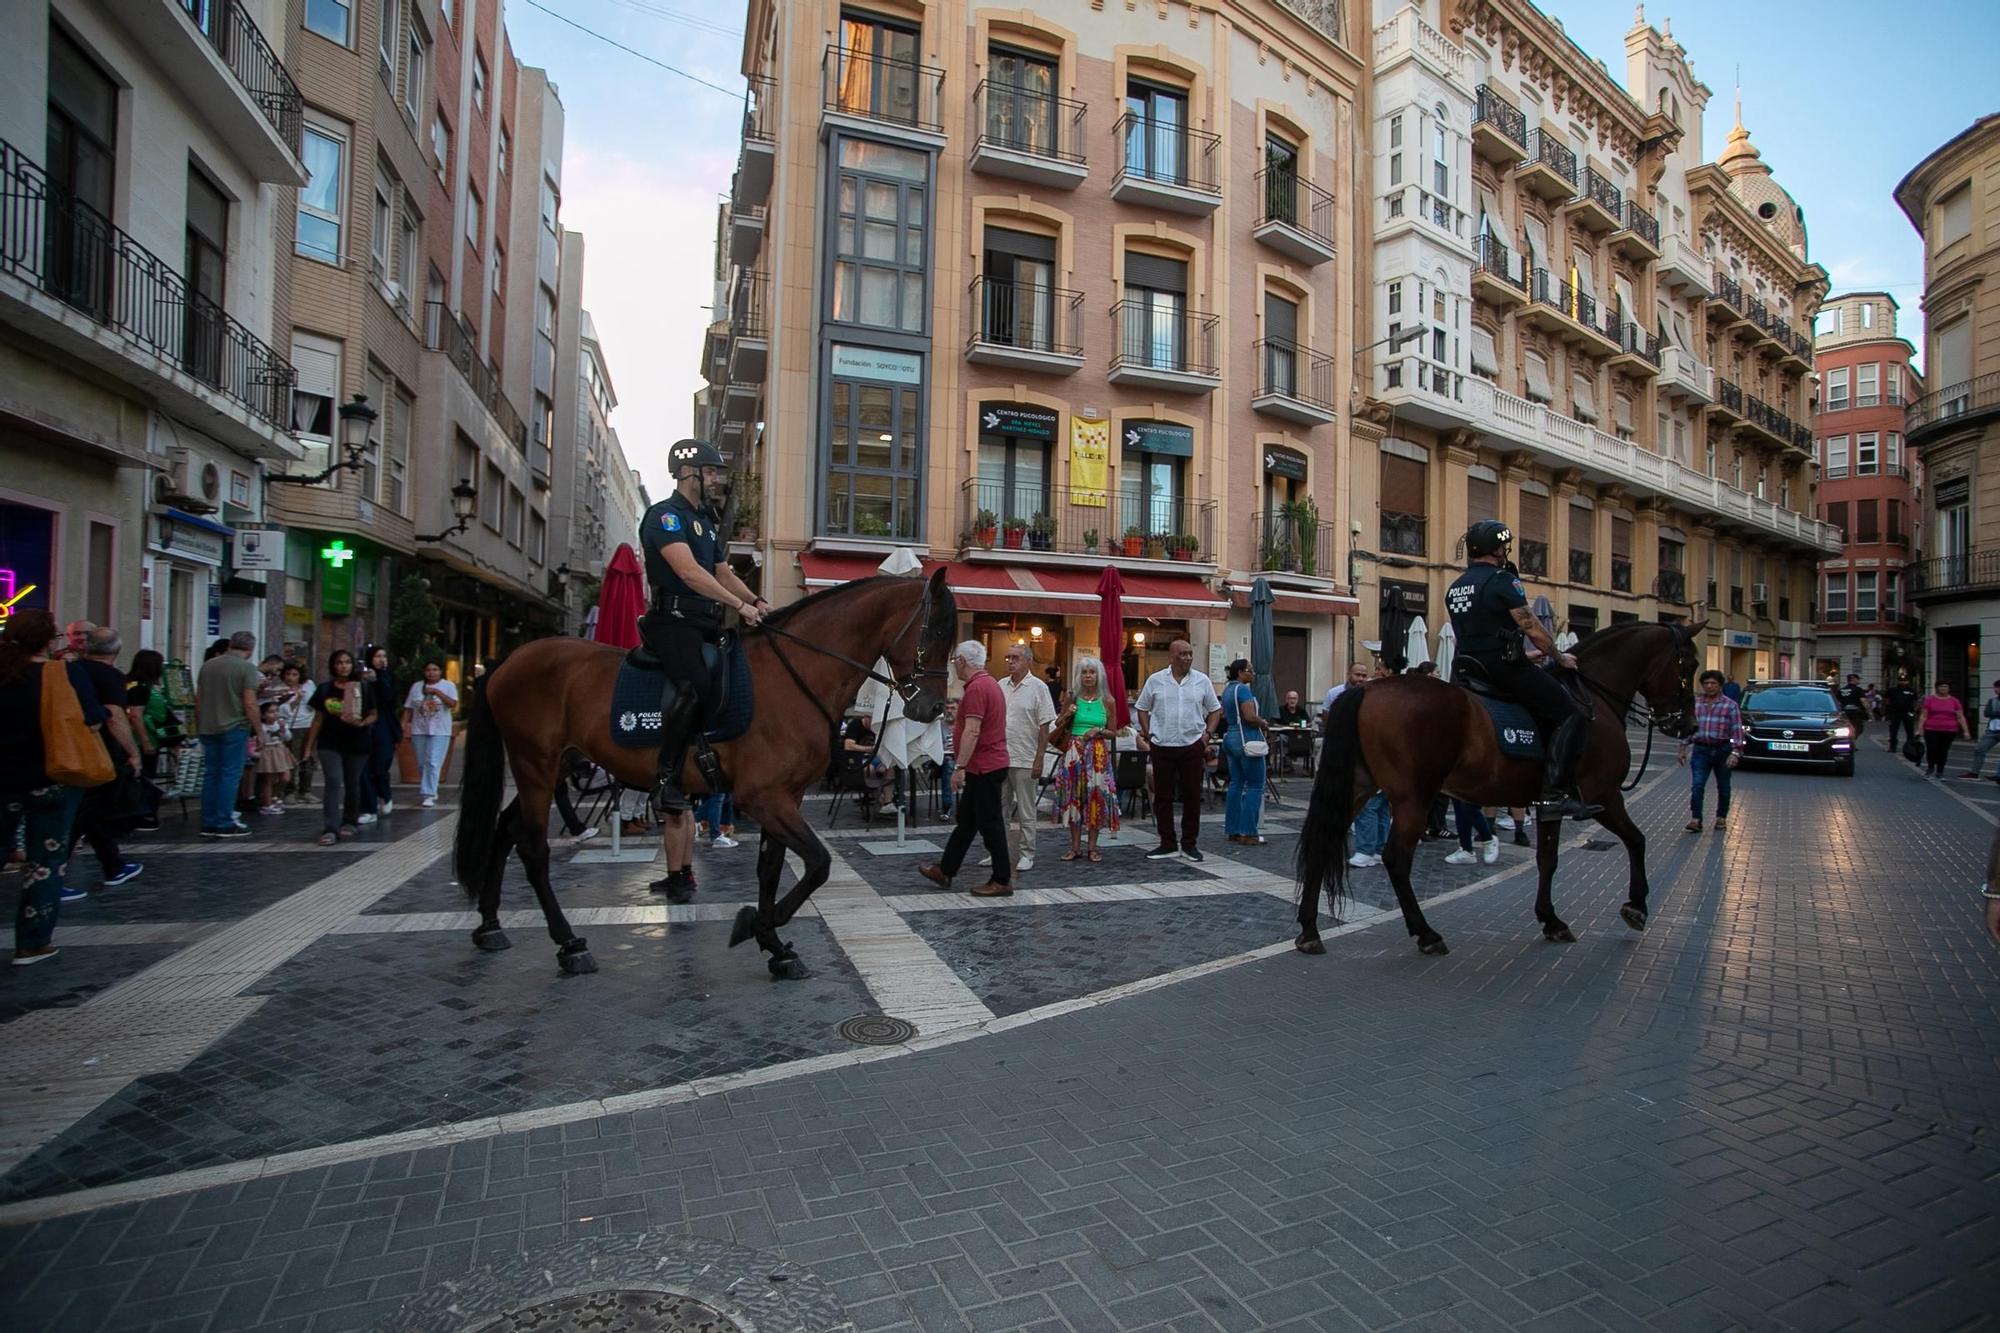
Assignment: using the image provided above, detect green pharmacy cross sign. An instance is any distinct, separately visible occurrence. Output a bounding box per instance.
[320,538,358,615]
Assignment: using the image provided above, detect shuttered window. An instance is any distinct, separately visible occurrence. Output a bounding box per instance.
[1124,251,1187,293]
[1525,350,1552,402]
[1614,393,1633,433]
[1824,501,1848,539]
[1572,370,1597,422]
[1519,490,1550,543]
[1264,291,1298,344]
[984,226,1057,262]
[1468,475,1497,522]
[1381,454,1427,513]
[1570,502,1594,552]
[1610,515,1632,559]
[1470,325,1498,376]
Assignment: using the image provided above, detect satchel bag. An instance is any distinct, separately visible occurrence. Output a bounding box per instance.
[1241,738,1271,758]
[40,660,115,787]
[1901,737,1925,763]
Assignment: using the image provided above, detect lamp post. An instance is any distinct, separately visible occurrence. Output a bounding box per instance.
[269,394,378,485]
[415,479,479,543]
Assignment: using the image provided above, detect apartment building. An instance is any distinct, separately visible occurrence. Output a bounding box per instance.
[1810,292,1921,684]
[0,0,304,664]
[1357,2,1838,683]
[710,0,1364,701]
[1898,116,2000,694]
[265,0,564,676]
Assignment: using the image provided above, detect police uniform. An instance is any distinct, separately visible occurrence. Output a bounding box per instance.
[639,462,727,810]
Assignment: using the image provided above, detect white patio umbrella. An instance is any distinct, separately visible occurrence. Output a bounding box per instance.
[872,544,943,768]
[1403,615,1431,670]
[1556,629,1579,652]
[1434,621,1456,682]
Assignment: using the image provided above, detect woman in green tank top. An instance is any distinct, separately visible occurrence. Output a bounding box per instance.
[1051,656,1122,861]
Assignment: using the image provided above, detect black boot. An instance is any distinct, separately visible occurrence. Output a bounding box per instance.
[1539,716,1603,821]
[652,688,698,815]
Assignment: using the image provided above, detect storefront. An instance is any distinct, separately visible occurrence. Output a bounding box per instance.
[0,498,58,623]
[145,510,234,667]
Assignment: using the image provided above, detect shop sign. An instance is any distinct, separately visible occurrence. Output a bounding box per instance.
[1123,421,1194,457]
[0,502,55,620]
[830,343,922,384]
[1070,417,1109,507]
[152,518,226,566]
[207,581,221,636]
[979,403,1059,440]
[232,527,285,571]
[1263,447,1308,481]
[1724,629,1756,649]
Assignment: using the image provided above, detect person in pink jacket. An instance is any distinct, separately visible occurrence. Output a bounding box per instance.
[1918,679,1971,778]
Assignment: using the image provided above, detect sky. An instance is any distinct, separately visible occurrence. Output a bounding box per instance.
[505,0,2000,499]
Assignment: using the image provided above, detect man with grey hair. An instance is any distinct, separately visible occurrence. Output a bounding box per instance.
[195,629,261,838]
[997,641,1056,872]
[67,626,145,893]
[918,640,1012,896]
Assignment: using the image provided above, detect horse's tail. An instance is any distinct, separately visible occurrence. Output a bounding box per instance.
[454,663,506,900]
[1295,686,1366,924]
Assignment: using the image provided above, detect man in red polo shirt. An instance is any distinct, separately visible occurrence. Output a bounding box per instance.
[919,641,1013,896]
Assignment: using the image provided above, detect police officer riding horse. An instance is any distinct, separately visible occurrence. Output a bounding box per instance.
[1445,519,1601,821]
[640,439,768,814]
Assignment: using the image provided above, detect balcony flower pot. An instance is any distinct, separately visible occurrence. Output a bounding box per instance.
[1001,518,1028,550]
[1170,538,1195,562]
[1028,513,1055,551]
[1144,537,1167,560]
[1083,529,1099,554]
[974,525,997,548]
[1121,531,1145,558]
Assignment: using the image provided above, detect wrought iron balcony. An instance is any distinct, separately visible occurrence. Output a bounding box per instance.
[1472,232,1527,303]
[1472,84,1527,161]
[1715,376,1744,418]
[962,479,1215,563]
[1907,372,2000,443]
[1572,166,1622,232]
[179,0,302,155]
[1906,548,2000,601]
[1611,199,1659,260]
[1112,113,1222,212]
[822,44,945,137]
[971,80,1087,187]
[1251,337,1337,424]
[1609,322,1661,371]
[1255,509,1339,578]
[424,301,526,448]
[1108,299,1221,390]
[1516,129,1577,201]
[1253,167,1336,264]
[1711,273,1745,318]
[965,275,1084,371]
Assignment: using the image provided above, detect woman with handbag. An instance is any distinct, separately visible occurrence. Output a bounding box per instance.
[1051,656,1121,863]
[1221,659,1271,846]
[0,609,112,966]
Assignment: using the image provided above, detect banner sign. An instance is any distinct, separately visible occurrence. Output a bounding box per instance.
[232,527,285,571]
[980,403,1059,440]
[1263,446,1309,480]
[1724,630,1756,648]
[1070,417,1109,508]
[830,343,922,385]
[1124,421,1194,457]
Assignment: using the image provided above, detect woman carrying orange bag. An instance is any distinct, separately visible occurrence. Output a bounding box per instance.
[1,609,110,966]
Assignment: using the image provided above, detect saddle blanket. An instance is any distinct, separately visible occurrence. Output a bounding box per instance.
[1475,694,1543,759]
[609,641,753,749]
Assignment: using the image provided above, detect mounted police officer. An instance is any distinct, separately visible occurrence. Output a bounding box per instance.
[1445,519,1601,820]
[639,439,767,814]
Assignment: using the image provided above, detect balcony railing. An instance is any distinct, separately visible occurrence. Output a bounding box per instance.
[1517,539,1548,577]
[972,79,1087,165]
[1113,112,1222,196]
[1473,84,1528,149]
[1655,571,1687,602]
[1109,299,1220,379]
[1611,322,1660,365]
[1712,273,1744,315]
[181,0,303,154]
[424,300,526,448]
[1254,337,1335,412]
[1746,295,1769,330]
[967,275,1082,357]
[822,45,944,134]
[1524,129,1577,187]
[1255,509,1339,578]
[731,271,768,340]
[1908,372,2000,439]
[1255,167,1335,247]
[1381,510,1427,557]
[1568,549,1593,583]
[0,138,294,428]
[1610,557,1633,592]
[961,479,1215,563]
[1581,165,1622,215]
[1717,376,1743,413]
[1617,200,1659,247]
[1528,268,1599,332]
[743,73,776,143]
[1474,232,1525,290]
[1909,548,2000,599]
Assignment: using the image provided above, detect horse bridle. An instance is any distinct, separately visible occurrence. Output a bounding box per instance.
[1575,631,1701,791]
[752,579,950,731]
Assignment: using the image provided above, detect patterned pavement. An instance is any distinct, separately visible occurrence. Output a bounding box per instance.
[1,738,1997,1331]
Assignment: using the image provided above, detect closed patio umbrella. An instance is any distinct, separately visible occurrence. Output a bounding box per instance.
[1531,594,1557,640]
[1097,566,1130,729]
[1404,615,1431,670]
[1435,621,1456,682]
[1249,577,1278,716]
[592,543,646,650]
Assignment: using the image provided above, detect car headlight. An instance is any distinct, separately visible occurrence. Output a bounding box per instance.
[1832,723,1853,738]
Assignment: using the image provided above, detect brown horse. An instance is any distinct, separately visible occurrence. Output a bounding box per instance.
[453,569,956,977]
[1295,621,1700,957]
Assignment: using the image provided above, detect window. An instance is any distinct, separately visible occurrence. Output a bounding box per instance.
[1613,393,1633,441]
[289,332,342,477]
[1861,301,1875,330]
[540,176,559,233]
[1518,490,1550,575]
[465,185,481,247]
[1887,368,1903,405]
[431,110,451,178]
[828,140,927,333]
[1124,79,1189,184]
[536,284,555,338]
[377,0,396,76]
[1815,306,1841,338]
[1610,516,1633,591]
[1857,363,1879,406]
[835,12,922,124]
[986,45,1058,155]
[396,209,417,293]
[1855,499,1880,542]
[506,486,525,548]
[1524,349,1552,403]
[1856,432,1878,475]
[1467,474,1497,523]
[298,122,347,264]
[1432,102,1449,198]
[1120,252,1188,372]
[1886,572,1901,616]
[1120,435,1187,541]
[491,242,504,296]
[383,385,411,515]
[371,179,392,275]
[472,50,488,113]
[529,511,546,563]
[1939,478,1972,570]
[1824,501,1848,539]
[404,26,425,124]
[980,226,1057,350]
[46,23,118,318]
[482,460,504,530]
[440,0,452,26]
[305,0,351,44]
[1569,500,1594,582]
[1936,317,1971,397]
[976,425,1050,526]
[1571,370,1597,423]
[1889,499,1905,543]
[1939,183,1972,246]
[823,373,922,540]
[497,126,510,177]
[1429,284,1448,365]
[1470,326,1498,379]
[362,363,387,502]
[1824,573,1848,622]
[1389,112,1402,187]
[183,165,229,384]
[1855,572,1878,620]
[1887,432,1902,472]
[1379,451,1427,556]
[1825,435,1848,476]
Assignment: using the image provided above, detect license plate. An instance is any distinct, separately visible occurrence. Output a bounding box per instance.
[1767,741,1811,752]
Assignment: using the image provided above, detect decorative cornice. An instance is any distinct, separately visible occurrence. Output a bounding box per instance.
[1449,0,1647,162]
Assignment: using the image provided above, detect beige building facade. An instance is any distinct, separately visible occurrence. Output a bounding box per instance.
[1898,113,2000,695]
[714,0,1365,702]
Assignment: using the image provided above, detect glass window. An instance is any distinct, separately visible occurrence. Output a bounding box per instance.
[289,332,341,476]
[1854,572,1877,619]
[396,210,417,291]
[1119,441,1186,540]
[976,432,1050,526]
[297,124,346,264]
[1939,183,1972,246]
[1432,103,1449,198]
[465,185,480,246]
[835,12,921,125]
[305,0,351,44]
[830,141,928,333]
[986,45,1057,155]
[472,51,488,112]
[1887,432,1902,471]
[497,127,510,176]
[824,375,922,540]
[540,176,559,233]
[378,0,396,74]
[385,386,411,515]
[530,511,546,563]
[404,27,425,123]
[1825,435,1848,474]
[1857,362,1878,406]
[1826,366,1849,410]
[1856,432,1878,474]
[506,486,525,548]
[1125,80,1187,184]
[371,181,391,273]
[431,111,450,177]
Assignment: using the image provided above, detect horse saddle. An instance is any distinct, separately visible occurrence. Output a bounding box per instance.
[609,636,753,749]
[1450,660,1543,760]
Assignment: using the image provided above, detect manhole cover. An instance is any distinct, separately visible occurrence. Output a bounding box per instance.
[838,1014,916,1045]
[476,1289,744,1332]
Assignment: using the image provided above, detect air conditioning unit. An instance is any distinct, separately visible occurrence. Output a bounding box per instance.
[155,448,223,514]
[1751,582,1770,605]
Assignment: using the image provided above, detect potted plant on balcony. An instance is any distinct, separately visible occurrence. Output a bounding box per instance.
[1001,515,1028,549]
[973,508,998,548]
[1283,496,1320,577]
[1261,541,1295,573]
[1169,534,1197,562]
[729,470,762,541]
[1144,532,1167,560]
[856,513,892,538]
[1028,512,1055,551]
[1121,525,1145,558]
[1083,528,1100,554]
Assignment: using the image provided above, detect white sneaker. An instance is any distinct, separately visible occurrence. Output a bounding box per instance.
[1016,853,1034,872]
[1444,848,1478,866]
[1347,852,1382,868]
[420,796,436,808]
[712,835,740,849]
[379,800,394,815]
[1478,837,1500,864]
[977,855,992,867]
[1495,814,1517,830]
[356,813,377,826]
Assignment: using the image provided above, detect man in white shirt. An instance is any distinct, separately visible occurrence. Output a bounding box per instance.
[997,644,1057,871]
[1134,639,1222,862]
[1320,661,1369,718]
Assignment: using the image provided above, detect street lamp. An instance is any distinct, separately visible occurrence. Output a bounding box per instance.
[269,393,378,485]
[415,478,479,543]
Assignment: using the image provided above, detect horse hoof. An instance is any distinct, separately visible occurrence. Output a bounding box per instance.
[769,956,811,981]
[1544,926,1576,943]
[558,949,598,975]
[1417,938,1451,956]
[728,906,758,949]
[666,884,697,906]
[1294,933,1327,956]
[472,927,511,952]
[1619,903,1648,931]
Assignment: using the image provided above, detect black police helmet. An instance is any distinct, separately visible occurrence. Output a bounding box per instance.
[1465,520,1514,558]
[668,438,727,477]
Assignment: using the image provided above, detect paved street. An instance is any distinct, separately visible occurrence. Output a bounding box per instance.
[2,737,1998,1332]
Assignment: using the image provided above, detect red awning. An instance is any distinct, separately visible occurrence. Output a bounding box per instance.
[796,552,1230,620]
[1225,584,1361,617]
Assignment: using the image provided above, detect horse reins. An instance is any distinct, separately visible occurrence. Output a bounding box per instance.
[747,582,949,735]
[1574,650,1696,793]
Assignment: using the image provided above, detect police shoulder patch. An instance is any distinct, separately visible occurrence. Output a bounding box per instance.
[1511,578,1526,596]
[661,512,682,532]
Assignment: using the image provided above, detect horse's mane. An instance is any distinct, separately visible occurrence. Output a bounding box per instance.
[757,574,921,628]
[1571,620,1676,656]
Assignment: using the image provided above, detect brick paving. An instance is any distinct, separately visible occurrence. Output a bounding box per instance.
[1,744,1997,1331]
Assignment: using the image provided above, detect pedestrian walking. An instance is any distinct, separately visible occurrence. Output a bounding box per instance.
[301,649,379,844]
[917,641,1013,896]
[275,662,316,799]
[1135,639,1222,863]
[1219,659,1269,846]
[1680,670,1745,831]
[698,791,739,848]
[359,645,402,818]
[1052,656,1120,862]
[1884,676,1919,755]
[1961,679,2000,779]
[1443,800,1498,865]
[122,649,170,830]
[1920,679,1971,778]
[194,630,261,839]
[401,659,458,807]
[68,628,145,886]
[1,610,103,965]
[997,644,1056,873]
[253,701,296,813]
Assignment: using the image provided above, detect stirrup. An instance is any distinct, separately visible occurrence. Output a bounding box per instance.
[1538,792,1602,820]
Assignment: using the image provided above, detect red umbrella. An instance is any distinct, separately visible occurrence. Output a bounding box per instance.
[1096,565,1129,729]
[593,543,646,650]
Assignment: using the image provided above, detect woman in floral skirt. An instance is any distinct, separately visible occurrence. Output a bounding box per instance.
[1051,656,1122,862]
